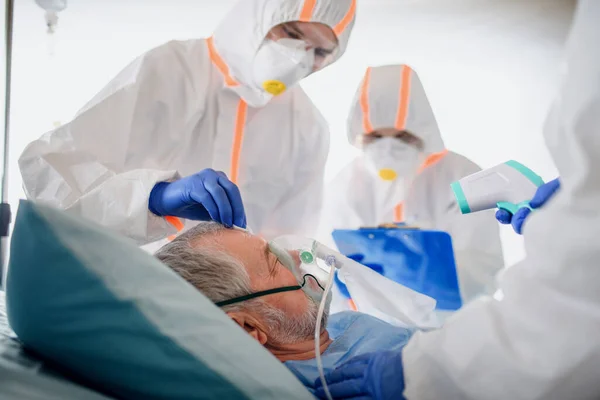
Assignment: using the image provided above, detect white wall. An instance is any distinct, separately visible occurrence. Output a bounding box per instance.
[8,0,575,266]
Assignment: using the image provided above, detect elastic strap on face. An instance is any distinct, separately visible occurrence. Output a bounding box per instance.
[215,286,302,307]
[302,273,326,291]
[214,274,325,307]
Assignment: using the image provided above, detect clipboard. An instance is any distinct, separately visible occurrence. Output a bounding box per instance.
[332,227,462,311]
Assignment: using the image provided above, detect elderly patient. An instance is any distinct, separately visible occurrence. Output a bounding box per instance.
[155,222,414,393]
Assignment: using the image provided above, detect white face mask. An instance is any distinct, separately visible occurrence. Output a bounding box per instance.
[267,238,333,308]
[252,38,315,97]
[364,137,422,181]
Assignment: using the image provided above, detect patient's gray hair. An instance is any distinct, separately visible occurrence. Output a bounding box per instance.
[155,222,252,313]
[154,222,319,344]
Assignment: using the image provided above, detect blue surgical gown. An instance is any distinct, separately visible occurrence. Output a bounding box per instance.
[284,311,414,394]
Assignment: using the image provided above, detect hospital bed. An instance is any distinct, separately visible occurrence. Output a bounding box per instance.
[3,201,314,400]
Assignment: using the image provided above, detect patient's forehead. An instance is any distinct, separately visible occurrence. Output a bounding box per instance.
[192,229,270,280]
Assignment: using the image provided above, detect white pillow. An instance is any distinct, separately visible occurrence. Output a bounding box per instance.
[6,201,313,400]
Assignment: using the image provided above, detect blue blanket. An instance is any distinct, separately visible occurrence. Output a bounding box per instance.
[285,311,414,394]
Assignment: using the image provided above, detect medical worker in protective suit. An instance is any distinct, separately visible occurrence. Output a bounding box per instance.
[18,0,357,249]
[320,64,504,306]
[315,1,600,399]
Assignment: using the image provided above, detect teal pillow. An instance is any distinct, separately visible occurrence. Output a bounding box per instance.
[6,201,313,400]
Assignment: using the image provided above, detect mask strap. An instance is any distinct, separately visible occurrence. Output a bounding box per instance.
[214,274,325,307]
[215,286,301,307]
[302,273,326,291]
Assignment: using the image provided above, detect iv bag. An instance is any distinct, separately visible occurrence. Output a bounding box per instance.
[35,0,67,12]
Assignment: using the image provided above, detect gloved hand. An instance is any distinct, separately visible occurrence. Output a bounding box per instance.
[149,169,246,228]
[496,177,560,234]
[314,351,406,400]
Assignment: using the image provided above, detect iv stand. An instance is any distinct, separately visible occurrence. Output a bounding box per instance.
[0,0,13,289]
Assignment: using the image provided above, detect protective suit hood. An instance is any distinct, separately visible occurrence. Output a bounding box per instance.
[212,0,356,104]
[348,64,445,155]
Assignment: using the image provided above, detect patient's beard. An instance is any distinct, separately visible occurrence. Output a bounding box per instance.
[261,293,328,345]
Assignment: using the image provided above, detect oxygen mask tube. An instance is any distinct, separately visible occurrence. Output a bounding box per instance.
[315,253,340,400]
[269,236,343,400]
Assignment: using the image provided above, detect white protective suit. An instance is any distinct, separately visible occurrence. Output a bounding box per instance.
[18,0,357,247]
[320,65,504,303]
[403,1,600,399]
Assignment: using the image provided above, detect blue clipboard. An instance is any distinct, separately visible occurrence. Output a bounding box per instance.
[332,227,462,311]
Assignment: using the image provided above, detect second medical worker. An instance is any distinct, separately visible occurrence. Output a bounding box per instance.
[320,64,504,302]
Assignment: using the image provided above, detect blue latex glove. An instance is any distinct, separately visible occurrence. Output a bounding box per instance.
[148,169,246,228]
[496,177,560,234]
[314,351,406,400]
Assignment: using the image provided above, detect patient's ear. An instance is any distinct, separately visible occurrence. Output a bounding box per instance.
[227,311,268,345]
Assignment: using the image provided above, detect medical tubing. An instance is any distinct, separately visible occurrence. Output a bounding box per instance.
[1,0,14,289]
[315,256,337,400]
[314,242,344,270]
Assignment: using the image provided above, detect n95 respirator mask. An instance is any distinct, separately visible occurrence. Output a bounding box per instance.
[365,137,422,181]
[253,38,315,97]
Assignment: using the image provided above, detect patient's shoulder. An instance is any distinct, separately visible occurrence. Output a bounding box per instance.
[329,311,389,325]
[327,311,405,336]
[328,311,363,327]
[326,311,415,354]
